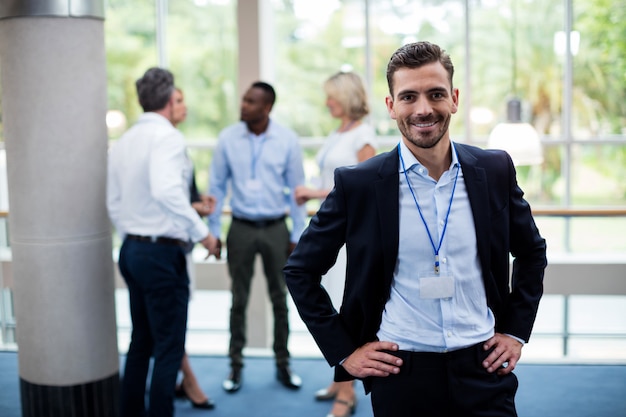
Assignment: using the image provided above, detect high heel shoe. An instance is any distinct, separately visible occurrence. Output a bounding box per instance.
[176,382,216,409]
[325,397,357,417]
[189,397,216,410]
[315,387,338,401]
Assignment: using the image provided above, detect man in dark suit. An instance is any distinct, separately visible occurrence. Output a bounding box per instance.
[284,41,547,417]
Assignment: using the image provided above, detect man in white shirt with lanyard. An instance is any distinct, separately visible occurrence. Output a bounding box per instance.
[107,67,219,417]
[284,42,547,416]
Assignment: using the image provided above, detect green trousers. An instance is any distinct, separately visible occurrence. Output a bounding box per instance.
[225,218,291,369]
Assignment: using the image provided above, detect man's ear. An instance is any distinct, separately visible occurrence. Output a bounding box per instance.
[385,96,397,120]
[451,88,459,114]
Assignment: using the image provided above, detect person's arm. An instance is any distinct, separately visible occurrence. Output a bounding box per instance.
[504,152,547,341]
[192,194,216,217]
[294,185,331,205]
[284,184,354,365]
[355,124,378,163]
[286,160,404,379]
[285,135,307,244]
[207,136,230,242]
[357,144,376,162]
[482,151,547,375]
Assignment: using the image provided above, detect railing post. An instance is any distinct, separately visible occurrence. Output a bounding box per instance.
[563,294,570,356]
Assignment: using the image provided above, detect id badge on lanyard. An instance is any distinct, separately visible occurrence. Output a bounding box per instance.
[419,271,455,299]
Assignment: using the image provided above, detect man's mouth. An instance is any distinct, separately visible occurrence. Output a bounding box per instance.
[410,119,437,129]
[413,121,436,128]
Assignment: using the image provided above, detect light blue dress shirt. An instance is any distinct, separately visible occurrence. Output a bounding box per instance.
[376,141,496,352]
[208,120,306,242]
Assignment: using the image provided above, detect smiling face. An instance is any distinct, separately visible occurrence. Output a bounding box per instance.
[386,62,458,152]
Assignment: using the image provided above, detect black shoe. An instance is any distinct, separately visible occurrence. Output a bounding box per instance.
[191,397,216,409]
[174,384,186,399]
[176,382,216,409]
[276,366,302,390]
[222,368,242,393]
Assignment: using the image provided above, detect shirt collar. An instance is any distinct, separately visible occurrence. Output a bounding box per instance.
[243,119,273,138]
[398,140,460,173]
[137,112,173,126]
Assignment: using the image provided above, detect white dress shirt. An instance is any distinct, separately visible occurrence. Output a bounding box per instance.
[376,141,495,352]
[107,112,209,243]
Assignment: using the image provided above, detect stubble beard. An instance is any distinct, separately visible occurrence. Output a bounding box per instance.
[399,113,451,150]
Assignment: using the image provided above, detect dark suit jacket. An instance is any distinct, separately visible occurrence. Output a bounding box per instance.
[283,142,547,389]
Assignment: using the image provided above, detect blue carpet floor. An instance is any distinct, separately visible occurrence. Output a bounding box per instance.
[1,352,625,417]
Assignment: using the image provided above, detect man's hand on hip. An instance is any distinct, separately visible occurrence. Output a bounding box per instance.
[341,341,403,379]
[482,333,523,375]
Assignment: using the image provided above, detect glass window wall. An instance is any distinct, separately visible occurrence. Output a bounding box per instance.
[1,0,624,357]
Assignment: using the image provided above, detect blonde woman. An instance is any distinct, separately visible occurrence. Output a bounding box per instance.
[295,72,377,417]
[171,87,215,409]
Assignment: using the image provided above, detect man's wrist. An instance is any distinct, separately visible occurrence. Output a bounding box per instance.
[504,333,525,345]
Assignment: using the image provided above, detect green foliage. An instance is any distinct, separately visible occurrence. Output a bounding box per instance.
[575,0,626,134]
[105,0,159,128]
[100,0,625,206]
[104,0,237,139]
[167,0,238,138]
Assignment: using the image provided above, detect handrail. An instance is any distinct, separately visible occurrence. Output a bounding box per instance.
[531,208,626,217]
[0,207,625,357]
[1,208,626,219]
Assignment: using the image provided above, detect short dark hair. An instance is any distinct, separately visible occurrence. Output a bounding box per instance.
[136,67,175,112]
[251,81,276,106]
[386,41,454,96]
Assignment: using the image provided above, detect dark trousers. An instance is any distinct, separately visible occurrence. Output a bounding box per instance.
[370,343,518,417]
[118,239,189,417]
[226,218,291,369]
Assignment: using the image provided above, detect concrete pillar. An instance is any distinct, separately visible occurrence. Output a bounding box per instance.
[237,0,275,93]
[236,0,276,351]
[0,1,119,416]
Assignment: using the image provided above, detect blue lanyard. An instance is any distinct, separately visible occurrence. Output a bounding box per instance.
[249,133,266,179]
[397,143,460,274]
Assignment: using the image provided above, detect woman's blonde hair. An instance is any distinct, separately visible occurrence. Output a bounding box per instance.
[323,71,369,121]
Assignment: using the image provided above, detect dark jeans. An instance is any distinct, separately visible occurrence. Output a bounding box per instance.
[370,343,519,417]
[226,218,291,369]
[118,238,189,417]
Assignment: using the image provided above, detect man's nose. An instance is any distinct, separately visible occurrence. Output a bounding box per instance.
[413,96,433,116]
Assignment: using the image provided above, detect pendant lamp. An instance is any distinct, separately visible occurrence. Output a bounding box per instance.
[487,0,543,166]
[487,98,543,166]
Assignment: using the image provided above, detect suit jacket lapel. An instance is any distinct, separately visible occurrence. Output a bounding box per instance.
[455,144,491,280]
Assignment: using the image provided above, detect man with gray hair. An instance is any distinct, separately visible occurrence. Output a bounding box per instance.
[107,67,219,417]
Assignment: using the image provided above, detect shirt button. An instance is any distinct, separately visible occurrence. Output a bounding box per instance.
[447,331,452,337]
[442,257,447,264]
